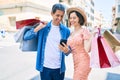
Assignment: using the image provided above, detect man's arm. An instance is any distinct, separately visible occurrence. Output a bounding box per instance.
[24,22,47,40]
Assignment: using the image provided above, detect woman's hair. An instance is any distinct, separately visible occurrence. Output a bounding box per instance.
[68,11,85,26]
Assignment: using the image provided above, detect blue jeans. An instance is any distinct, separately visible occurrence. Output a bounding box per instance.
[40,67,65,80]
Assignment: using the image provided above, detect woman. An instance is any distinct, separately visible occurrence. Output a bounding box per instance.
[59,7,93,80]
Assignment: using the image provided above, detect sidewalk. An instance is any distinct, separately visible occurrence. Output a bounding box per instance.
[0,44,40,80]
[0,32,39,80]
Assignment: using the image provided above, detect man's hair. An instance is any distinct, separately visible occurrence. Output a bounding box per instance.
[52,3,65,14]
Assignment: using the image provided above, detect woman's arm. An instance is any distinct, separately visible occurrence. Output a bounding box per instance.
[84,30,97,53]
[84,33,94,53]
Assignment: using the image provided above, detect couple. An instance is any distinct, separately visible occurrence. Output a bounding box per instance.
[24,3,92,80]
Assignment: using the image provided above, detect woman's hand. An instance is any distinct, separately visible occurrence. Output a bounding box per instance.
[59,43,69,53]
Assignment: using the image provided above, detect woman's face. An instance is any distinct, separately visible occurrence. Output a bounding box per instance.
[69,12,80,27]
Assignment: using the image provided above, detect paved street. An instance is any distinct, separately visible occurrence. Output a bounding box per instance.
[0,32,120,80]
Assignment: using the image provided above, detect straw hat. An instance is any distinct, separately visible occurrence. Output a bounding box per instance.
[67,7,87,25]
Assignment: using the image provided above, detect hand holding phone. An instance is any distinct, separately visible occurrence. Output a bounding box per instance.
[60,39,67,46]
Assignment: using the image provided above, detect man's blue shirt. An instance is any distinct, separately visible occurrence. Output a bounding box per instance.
[24,21,70,73]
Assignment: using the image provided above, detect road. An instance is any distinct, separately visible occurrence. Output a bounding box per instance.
[0,32,120,80]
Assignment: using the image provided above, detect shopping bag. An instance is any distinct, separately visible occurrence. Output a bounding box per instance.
[19,35,38,51]
[103,30,120,52]
[14,27,27,43]
[14,23,39,51]
[90,35,100,68]
[90,28,120,68]
[16,19,40,29]
[114,32,120,40]
[14,23,39,43]
[19,27,38,51]
[97,36,111,68]
[101,37,120,67]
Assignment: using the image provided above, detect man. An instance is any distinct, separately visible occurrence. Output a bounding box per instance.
[24,3,70,80]
[0,29,6,38]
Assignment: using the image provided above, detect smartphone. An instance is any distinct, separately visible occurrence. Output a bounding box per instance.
[60,39,67,46]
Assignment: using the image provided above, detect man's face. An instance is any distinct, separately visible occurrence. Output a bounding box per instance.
[51,10,64,26]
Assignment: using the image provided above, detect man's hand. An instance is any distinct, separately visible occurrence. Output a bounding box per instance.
[34,21,47,32]
[59,43,69,53]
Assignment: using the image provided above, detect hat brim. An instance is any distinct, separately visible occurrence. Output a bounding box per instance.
[67,7,87,25]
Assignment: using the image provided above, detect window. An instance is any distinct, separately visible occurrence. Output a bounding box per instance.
[0,11,3,15]
[118,5,120,13]
[8,16,16,26]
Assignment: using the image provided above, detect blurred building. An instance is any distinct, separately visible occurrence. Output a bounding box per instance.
[0,0,109,31]
[0,0,58,31]
[0,0,75,31]
[112,6,116,26]
[112,5,117,32]
[85,0,94,27]
[114,0,120,34]
[94,10,103,27]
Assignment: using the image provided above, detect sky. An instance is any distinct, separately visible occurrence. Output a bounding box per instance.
[94,0,115,21]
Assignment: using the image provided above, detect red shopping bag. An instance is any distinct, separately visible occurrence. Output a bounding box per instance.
[16,19,40,29]
[97,36,111,68]
[90,28,120,68]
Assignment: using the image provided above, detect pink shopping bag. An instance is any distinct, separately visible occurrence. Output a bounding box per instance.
[90,28,120,68]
